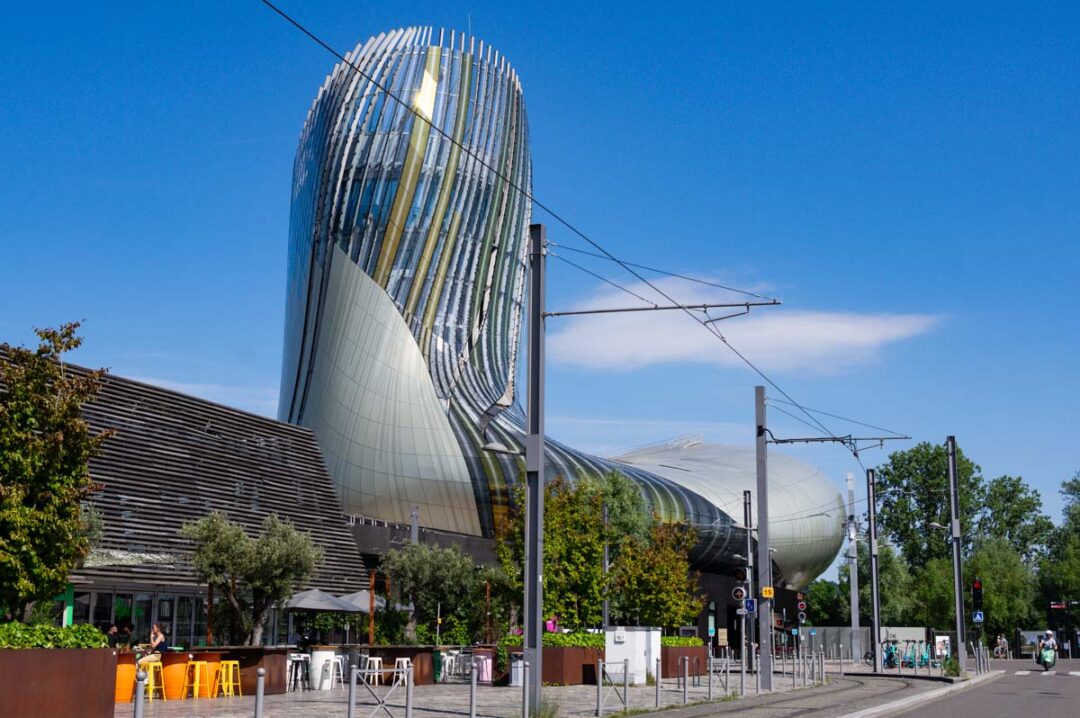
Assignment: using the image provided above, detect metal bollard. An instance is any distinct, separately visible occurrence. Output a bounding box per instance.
[682,656,689,703]
[707,656,713,700]
[725,650,730,694]
[470,659,478,718]
[133,670,146,718]
[596,660,603,716]
[755,645,760,694]
[623,659,629,706]
[255,667,265,718]
[522,662,529,718]
[655,657,661,708]
[406,665,414,718]
[348,667,357,718]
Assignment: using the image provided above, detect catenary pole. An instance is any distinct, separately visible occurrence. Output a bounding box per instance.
[755,386,773,690]
[847,472,860,661]
[946,435,966,674]
[867,469,882,673]
[743,490,755,673]
[524,224,547,713]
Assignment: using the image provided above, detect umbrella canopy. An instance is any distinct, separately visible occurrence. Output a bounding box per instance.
[337,590,387,614]
[285,588,362,612]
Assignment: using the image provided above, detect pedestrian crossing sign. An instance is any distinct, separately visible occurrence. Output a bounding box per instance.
[973,610,984,623]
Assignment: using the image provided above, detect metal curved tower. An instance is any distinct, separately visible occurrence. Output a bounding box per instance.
[279,27,843,583]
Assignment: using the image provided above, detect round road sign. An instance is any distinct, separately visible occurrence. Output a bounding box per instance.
[797,601,807,611]
[797,611,807,622]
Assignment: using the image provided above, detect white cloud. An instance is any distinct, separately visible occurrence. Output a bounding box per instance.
[129,376,279,417]
[547,277,942,374]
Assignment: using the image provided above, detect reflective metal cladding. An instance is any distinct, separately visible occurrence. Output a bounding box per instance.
[279,27,843,585]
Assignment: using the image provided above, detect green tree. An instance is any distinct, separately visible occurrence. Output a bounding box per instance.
[0,322,111,620]
[907,557,954,629]
[496,476,609,629]
[380,543,481,643]
[1038,472,1080,631]
[977,475,1054,562]
[838,542,913,626]
[180,511,322,645]
[874,442,984,566]
[805,579,848,626]
[610,521,704,630]
[966,537,1038,640]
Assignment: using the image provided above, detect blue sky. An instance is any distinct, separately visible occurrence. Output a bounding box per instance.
[2,1,1078,559]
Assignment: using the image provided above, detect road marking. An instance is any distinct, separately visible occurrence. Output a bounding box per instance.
[1015,670,1031,675]
[1042,671,1056,676]
[1069,671,1080,676]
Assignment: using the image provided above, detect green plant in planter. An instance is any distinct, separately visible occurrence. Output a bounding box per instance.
[660,636,704,647]
[0,622,107,649]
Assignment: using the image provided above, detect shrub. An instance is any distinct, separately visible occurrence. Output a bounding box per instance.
[0,622,107,649]
[661,636,703,647]
[496,631,605,672]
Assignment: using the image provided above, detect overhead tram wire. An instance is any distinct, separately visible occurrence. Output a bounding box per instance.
[767,397,907,438]
[548,252,658,308]
[259,0,858,452]
[548,242,777,301]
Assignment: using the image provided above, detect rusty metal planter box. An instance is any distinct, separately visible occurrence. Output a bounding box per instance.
[0,647,117,718]
[660,645,708,678]
[542,646,604,685]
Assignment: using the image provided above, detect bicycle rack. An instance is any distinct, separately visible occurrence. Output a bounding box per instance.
[596,659,629,716]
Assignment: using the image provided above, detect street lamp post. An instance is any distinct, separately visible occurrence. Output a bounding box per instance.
[523,224,546,714]
[946,435,966,673]
[867,468,883,673]
[754,386,773,690]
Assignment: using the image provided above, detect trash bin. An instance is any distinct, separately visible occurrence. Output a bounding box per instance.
[510,653,524,687]
[433,649,443,683]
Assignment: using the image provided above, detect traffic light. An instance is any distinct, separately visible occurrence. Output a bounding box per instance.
[972,578,983,610]
[734,566,748,582]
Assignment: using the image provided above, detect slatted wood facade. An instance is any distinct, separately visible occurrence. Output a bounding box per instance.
[62,368,367,593]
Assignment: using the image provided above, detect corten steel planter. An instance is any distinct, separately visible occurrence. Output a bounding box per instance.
[541,646,604,685]
[660,646,708,678]
[0,647,117,717]
[218,647,289,695]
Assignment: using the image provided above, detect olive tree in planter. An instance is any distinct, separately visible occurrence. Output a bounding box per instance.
[181,511,323,645]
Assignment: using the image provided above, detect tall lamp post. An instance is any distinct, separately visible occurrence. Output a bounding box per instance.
[945,435,966,673]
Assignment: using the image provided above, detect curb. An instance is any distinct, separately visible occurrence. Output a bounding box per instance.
[836,670,1005,718]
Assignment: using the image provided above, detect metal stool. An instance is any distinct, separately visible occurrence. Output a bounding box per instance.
[182,659,209,699]
[215,659,242,697]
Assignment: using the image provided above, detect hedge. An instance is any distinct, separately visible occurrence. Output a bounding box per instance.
[0,622,108,649]
[660,636,703,647]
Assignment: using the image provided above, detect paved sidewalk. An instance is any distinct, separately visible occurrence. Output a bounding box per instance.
[113,662,941,718]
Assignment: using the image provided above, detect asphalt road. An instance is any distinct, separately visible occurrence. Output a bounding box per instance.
[891,658,1080,718]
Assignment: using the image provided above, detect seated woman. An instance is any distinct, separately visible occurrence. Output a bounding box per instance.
[136,623,168,667]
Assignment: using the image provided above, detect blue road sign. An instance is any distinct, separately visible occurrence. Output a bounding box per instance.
[791,628,799,636]
[810,629,817,635]
[745,598,757,614]
[973,610,984,623]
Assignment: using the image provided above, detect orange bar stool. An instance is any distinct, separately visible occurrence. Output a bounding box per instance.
[215,659,243,697]
[183,659,210,699]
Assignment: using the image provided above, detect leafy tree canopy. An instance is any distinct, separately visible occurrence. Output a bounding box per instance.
[380,542,482,643]
[0,322,111,620]
[838,541,912,626]
[804,579,848,627]
[180,511,322,645]
[611,520,704,630]
[977,475,1054,562]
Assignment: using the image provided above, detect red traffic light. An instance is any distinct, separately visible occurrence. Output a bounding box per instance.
[797,601,807,611]
[973,579,982,590]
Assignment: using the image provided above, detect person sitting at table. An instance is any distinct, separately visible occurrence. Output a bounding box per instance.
[106,625,120,648]
[137,623,168,666]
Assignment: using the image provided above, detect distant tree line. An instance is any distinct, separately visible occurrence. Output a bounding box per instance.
[804,441,1080,643]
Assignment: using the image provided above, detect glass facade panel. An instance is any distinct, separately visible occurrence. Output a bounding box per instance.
[73,591,92,625]
[133,593,153,643]
[114,593,133,630]
[92,592,114,630]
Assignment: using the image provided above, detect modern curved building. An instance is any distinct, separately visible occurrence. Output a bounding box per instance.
[279,27,844,587]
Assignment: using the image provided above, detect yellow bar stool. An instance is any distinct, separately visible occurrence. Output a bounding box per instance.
[215,660,243,697]
[183,659,209,699]
[141,661,167,702]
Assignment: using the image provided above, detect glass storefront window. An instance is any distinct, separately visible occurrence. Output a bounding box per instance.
[157,597,175,644]
[193,597,207,647]
[114,594,133,630]
[73,591,91,625]
[133,593,153,644]
[176,597,193,649]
